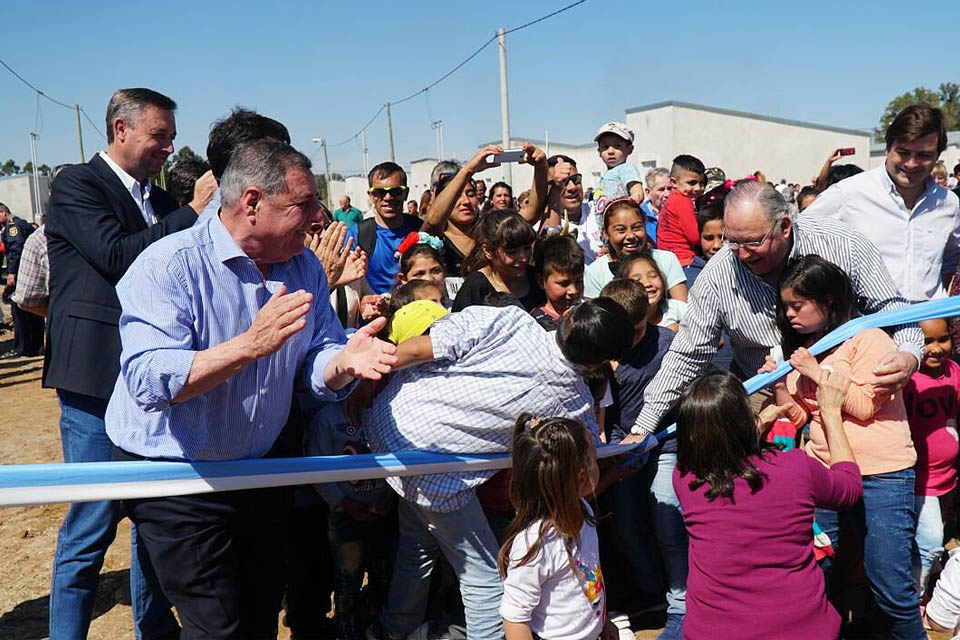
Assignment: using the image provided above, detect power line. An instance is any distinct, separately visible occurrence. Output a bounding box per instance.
[503,0,587,35]
[0,56,74,110]
[323,0,589,155]
[79,107,107,141]
[326,104,385,147]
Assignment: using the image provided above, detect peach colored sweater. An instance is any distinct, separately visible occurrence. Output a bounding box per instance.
[785,328,916,476]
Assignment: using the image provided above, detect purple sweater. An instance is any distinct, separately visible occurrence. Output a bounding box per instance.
[674,448,862,639]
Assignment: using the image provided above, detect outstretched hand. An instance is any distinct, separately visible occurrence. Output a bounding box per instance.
[816,367,850,416]
[467,144,504,174]
[520,141,547,168]
[872,350,917,394]
[336,316,398,381]
[756,402,795,429]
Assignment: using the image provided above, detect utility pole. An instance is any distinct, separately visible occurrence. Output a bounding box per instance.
[361,129,369,176]
[321,139,333,210]
[28,133,42,224]
[385,101,396,162]
[432,120,444,160]
[545,130,550,157]
[311,138,335,209]
[497,27,512,185]
[74,104,85,162]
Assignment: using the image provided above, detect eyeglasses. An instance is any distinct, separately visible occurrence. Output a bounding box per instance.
[564,173,583,186]
[368,186,409,199]
[722,219,780,251]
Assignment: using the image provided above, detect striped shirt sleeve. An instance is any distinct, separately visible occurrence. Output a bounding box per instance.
[632,270,725,434]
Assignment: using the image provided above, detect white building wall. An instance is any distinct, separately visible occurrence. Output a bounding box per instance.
[0,174,50,224]
[626,105,871,185]
[940,143,960,177]
[326,175,373,216]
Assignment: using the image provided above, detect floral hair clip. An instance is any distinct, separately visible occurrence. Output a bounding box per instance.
[395,232,444,259]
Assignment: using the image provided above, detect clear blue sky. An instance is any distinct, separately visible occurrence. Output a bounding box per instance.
[1,0,957,176]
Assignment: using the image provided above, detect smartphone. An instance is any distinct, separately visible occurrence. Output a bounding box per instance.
[490,149,525,163]
[838,147,856,156]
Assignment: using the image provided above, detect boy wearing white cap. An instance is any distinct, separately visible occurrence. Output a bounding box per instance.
[594,122,644,203]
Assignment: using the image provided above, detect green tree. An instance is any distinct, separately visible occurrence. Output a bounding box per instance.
[876,83,960,140]
[22,161,33,175]
[314,173,346,206]
[37,164,51,176]
[1,159,20,176]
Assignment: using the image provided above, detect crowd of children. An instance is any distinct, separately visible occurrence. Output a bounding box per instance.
[288,118,960,640]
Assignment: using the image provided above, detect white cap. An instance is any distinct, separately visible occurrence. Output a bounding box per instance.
[594,122,634,144]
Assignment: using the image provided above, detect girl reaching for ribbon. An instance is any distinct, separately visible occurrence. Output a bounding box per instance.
[763,254,923,637]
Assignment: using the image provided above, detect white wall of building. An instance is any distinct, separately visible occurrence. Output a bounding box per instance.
[0,174,50,224]
[327,175,374,215]
[626,102,872,184]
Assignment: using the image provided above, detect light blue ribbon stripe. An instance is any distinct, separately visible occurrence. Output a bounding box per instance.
[1,296,958,506]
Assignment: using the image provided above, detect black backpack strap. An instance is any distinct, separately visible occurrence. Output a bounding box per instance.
[356,217,377,256]
[335,285,349,329]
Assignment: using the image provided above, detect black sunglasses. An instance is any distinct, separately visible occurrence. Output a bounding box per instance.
[368,186,409,199]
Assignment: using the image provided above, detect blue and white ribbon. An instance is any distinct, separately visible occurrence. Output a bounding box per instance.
[1,296,957,508]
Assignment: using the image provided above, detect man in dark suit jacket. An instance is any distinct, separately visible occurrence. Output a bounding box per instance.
[44,87,214,640]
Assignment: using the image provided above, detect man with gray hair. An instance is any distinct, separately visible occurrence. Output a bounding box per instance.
[626,180,923,442]
[105,140,397,638]
[45,87,216,640]
[642,167,671,245]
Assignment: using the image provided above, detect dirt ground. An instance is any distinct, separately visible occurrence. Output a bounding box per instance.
[0,311,947,640]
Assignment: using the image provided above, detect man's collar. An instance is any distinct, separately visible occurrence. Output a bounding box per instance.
[880,164,937,203]
[207,213,248,264]
[98,151,151,197]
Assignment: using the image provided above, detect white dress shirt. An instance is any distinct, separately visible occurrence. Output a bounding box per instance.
[802,166,960,301]
[98,151,157,225]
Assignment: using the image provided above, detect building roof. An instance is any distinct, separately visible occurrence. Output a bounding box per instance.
[409,157,439,165]
[477,138,595,150]
[626,100,871,138]
[870,129,960,156]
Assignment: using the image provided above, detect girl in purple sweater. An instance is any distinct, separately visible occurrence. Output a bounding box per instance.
[673,369,862,639]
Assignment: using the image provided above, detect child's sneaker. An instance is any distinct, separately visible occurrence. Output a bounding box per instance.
[609,611,635,640]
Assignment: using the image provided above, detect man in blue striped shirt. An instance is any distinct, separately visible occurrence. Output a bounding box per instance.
[105,140,397,638]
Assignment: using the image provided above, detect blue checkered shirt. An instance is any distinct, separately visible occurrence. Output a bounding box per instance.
[364,305,599,512]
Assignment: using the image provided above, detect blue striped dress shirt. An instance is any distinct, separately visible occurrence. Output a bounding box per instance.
[105,214,352,461]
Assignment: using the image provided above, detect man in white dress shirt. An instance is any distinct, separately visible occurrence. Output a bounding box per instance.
[802,104,960,302]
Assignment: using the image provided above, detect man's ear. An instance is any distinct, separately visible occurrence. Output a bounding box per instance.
[240,188,261,222]
[669,176,678,187]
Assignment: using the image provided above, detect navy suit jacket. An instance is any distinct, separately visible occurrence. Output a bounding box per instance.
[44,154,198,399]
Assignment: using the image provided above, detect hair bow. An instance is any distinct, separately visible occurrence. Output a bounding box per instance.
[395,231,444,258]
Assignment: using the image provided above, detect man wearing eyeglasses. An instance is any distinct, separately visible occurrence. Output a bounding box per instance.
[625,179,923,444]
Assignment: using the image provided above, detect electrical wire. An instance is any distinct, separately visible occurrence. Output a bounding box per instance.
[323,0,589,152]
[0,56,74,110]
[80,107,108,141]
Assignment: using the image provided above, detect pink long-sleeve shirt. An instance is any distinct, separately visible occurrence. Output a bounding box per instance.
[785,328,916,476]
